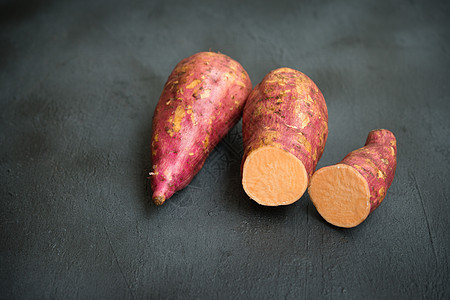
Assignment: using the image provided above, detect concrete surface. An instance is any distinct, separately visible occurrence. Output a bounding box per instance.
[1,0,449,298]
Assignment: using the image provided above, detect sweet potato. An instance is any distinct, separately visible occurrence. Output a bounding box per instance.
[308,129,397,228]
[150,52,252,205]
[241,68,328,206]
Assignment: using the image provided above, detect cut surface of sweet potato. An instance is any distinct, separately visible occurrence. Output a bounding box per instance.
[242,146,308,206]
[308,164,371,228]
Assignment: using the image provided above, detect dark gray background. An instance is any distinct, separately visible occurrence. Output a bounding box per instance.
[1,0,449,298]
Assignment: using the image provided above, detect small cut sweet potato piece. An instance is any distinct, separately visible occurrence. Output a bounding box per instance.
[308,129,397,227]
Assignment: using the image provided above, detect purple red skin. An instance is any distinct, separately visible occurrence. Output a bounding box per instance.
[242,68,328,180]
[150,52,252,205]
[340,129,397,212]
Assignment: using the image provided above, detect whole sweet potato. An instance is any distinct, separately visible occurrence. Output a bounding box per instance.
[150,52,252,205]
[241,68,328,206]
[308,129,397,227]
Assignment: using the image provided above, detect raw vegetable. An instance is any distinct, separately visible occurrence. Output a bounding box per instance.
[241,68,328,206]
[308,129,397,228]
[150,51,252,205]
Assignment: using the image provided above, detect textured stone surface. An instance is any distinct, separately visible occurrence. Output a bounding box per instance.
[1,0,449,298]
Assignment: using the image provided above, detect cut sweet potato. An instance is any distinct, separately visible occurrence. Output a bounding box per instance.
[241,68,328,206]
[308,129,397,228]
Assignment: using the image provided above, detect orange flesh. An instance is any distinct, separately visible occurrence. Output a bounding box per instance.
[308,164,371,228]
[242,146,308,206]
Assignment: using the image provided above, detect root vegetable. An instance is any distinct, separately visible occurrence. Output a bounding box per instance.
[241,68,328,206]
[308,129,397,228]
[150,52,252,205]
